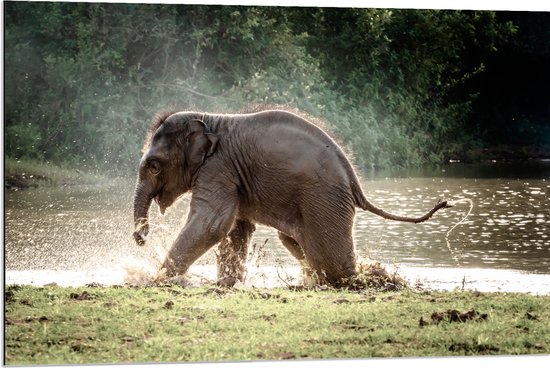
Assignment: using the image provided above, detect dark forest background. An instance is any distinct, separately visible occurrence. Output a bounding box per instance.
[4,2,550,174]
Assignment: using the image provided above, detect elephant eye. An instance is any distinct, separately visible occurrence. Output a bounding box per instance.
[148,160,161,175]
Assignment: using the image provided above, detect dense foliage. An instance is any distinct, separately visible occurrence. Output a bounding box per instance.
[5,3,547,174]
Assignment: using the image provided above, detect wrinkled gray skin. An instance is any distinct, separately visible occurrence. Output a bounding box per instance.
[133,110,449,286]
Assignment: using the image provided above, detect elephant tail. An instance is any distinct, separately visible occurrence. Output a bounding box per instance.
[351,180,451,223]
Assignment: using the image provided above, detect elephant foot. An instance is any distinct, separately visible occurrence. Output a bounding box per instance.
[133,221,149,246]
[150,266,188,286]
[160,256,191,279]
[216,276,239,288]
[216,252,247,283]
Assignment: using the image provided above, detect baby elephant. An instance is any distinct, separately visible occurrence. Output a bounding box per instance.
[133,109,449,286]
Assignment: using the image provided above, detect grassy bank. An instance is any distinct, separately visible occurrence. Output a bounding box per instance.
[4,157,112,189]
[4,284,549,364]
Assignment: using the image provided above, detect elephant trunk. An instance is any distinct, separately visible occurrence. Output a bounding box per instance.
[133,180,154,246]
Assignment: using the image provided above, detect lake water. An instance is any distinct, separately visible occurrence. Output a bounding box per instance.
[4,161,550,293]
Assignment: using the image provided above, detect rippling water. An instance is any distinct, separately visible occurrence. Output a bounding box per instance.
[4,162,550,289]
[354,177,549,272]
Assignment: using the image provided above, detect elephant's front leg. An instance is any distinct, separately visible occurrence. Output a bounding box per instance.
[162,193,238,278]
[216,220,256,283]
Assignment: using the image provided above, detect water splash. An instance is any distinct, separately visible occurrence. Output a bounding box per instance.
[120,257,160,285]
[6,264,550,295]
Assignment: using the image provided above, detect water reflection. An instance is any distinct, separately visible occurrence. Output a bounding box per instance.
[4,162,550,288]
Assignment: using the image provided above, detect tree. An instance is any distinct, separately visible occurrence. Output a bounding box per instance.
[4,3,529,174]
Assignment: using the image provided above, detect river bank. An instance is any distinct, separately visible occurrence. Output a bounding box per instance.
[457,146,550,164]
[4,157,110,190]
[6,151,550,190]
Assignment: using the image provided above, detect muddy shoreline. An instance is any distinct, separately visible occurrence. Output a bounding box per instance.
[6,265,550,295]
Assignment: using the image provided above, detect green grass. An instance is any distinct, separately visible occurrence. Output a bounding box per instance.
[5,157,109,188]
[4,284,550,364]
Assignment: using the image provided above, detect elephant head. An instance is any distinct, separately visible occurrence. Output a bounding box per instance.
[133,113,219,246]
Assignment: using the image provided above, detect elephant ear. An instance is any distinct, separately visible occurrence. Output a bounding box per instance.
[184,120,219,175]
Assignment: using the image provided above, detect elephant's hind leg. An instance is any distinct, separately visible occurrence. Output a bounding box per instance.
[300,204,357,286]
[217,219,256,282]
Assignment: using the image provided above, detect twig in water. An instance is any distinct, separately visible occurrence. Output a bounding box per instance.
[274,259,295,288]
